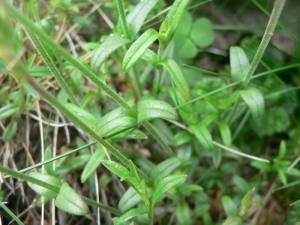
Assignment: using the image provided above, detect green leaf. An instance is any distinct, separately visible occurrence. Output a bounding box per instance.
[137,99,177,124]
[223,214,242,225]
[44,145,55,175]
[212,147,222,168]
[141,49,158,67]
[26,54,36,69]
[251,161,271,171]
[127,0,159,38]
[161,0,190,42]
[3,120,17,141]
[64,103,97,128]
[81,146,106,183]
[102,160,131,181]
[123,29,159,73]
[27,172,62,198]
[160,57,190,101]
[55,183,89,216]
[36,195,52,207]
[152,174,186,207]
[111,128,148,139]
[177,184,203,195]
[118,187,142,212]
[241,188,255,210]
[218,121,231,147]
[22,82,40,99]
[0,104,19,120]
[91,35,130,75]
[277,140,286,160]
[149,157,181,185]
[190,18,214,48]
[222,196,238,216]
[189,121,213,150]
[96,107,137,137]
[230,46,250,82]
[114,208,148,225]
[173,130,193,146]
[277,168,287,185]
[175,203,192,225]
[239,87,264,119]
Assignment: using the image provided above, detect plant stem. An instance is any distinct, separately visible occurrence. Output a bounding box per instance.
[116,0,130,39]
[243,0,286,87]
[0,202,25,225]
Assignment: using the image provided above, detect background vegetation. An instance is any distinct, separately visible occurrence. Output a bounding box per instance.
[0,0,299,224]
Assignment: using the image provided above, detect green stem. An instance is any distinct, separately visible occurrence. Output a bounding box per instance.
[82,197,121,216]
[132,66,143,98]
[25,29,80,105]
[243,0,286,87]
[116,0,130,39]
[0,202,25,225]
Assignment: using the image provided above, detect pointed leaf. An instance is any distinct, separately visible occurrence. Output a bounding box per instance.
[175,203,192,225]
[44,145,55,175]
[123,29,159,73]
[65,103,97,128]
[218,121,231,147]
[189,121,213,150]
[173,130,193,146]
[149,157,181,184]
[127,0,159,37]
[81,146,106,183]
[27,172,62,198]
[114,208,148,225]
[160,57,190,101]
[141,49,158,66]
[3,120,17,141]
[0,104,19,120]
[112,128,148,140]
[118,187,142,212]
[102,160,131,181]
[239,87,264,119]
[55,183,89,216]
[91,35,130,74]
[230,46,250,82]
[222,196,238,216]
[152,174,186,207]
[137,99,177,124]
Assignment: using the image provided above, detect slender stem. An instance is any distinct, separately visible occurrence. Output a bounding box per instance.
[0,202,25,225]
[82,197,121,216]
[25,29,80,105]
[116,0,130,39]
[132,66,143,98]
[243,0,286,87]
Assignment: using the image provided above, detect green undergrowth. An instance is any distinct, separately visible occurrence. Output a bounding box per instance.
[0,0,299,224]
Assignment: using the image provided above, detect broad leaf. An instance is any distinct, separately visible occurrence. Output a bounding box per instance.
[189,121,213,150]
[27,172,62,198]
[114,208,148,225]
[118,187,142,212]
[127,0,159,38]
[230,46,249,82]
[239,87,264,119]
[222,196,238,216]
[102,160,131,181]
[149,157,181,185]
[123,29,159,73]
[190,18,214,48]
[3,120,17,141]
[65,103,97,128]
[175,203,192,225]
[137,99,177,124]
[160,58,190,101]
[55,183,89,216]
[218,121,231,147]
[91,35,130,74]
[0,104,19,120]
[81,146,106,183]
[152,174,186,207]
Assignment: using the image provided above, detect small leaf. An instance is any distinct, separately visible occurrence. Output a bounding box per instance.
[127,0,159,38]
[114,208,148,225]
[27,172,62,198]
[173,130,193,146]
[175,203,192,225]
[44,145,55,175]
[189,121,213,150]
[212,146,222,168]
[241,188,255,210]
[137,99,177,124]
[3,120,17,141]
[240,87,264,119]
[277,140,286,160]
[26,54,36,69]
[230,46,250,82]
[152,174,186,207]
[65,103,97,128]
[222,196,238,216]
[190,18,214,48]
[160,57,190,101]
[218,121,231,147]
[251,161,271,171]
[277,168,287,185]
[141,49,158,67]
[118,187,142,212]
[112,128,148,140]
[81,146,106,183]
[55,183,89,216]
[149,157,181,185]
[223,214,242,225]
[123,29,159,73]
[91,35,130,75]
[102,160,131,181]
[0,104,19,120]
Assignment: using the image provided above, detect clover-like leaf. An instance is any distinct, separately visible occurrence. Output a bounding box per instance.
[91,35,130,75]
[137,99,177,124]
[160,57,190,101]
[123,29,159,73]
[230,46,250,82]
[55,183,90,216]
[189,121,213,150]
[239,87,264,119]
